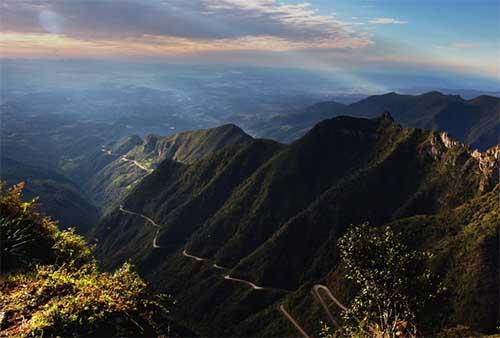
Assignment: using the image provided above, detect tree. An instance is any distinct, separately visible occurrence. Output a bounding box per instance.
[336,223,437,337]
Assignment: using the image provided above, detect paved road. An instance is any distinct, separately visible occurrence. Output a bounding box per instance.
[310,284,347,330]
[112,148,347,335]
[279,284,348,337]
[181,248,270,291]
[101,147,153,174]
[119,205,160,248]
[120,156,153,173]
[213,263,227,270]
[223,274,266,290]
[182,249,208,261]
[119,207,283,292]
[109,145,269,292]
[278,305,312,338]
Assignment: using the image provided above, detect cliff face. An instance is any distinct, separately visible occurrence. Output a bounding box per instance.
[472,145,500,191]
[427,131,499,192]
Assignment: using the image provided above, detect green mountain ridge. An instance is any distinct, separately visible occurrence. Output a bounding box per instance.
[84,124,253,213]
[93,114,499,336]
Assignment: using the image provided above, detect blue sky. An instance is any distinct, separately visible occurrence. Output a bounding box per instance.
[1,0,498,84]
[322,0,499,49]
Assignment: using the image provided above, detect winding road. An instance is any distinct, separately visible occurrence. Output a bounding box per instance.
[120,156,153,173]
[213,263,227,270]
[118,205,276,291]
[223,275,266,290]
[182,249,208,262]
[278,284,348,338]
[117,205,347,336]
[107,141,272,293]
[119,205,160,248]
[278,305,312,338]
[108,148,349,336]
[101,146,153,174]
[181,249,268,290]
[311,284,347,330]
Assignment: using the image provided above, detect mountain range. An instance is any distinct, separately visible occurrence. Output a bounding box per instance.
[92,113,499,336]
[249,91,499,151]
[2,89,499,335]
[2,91,497,231]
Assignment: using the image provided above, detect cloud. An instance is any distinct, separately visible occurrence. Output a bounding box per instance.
[38,9,65,34]
[368,17,407,25]
[0,0,372,51]
[452,42,482,49]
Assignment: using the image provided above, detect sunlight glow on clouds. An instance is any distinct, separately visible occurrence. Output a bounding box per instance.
[0,32,371,59]
[0,0,372,50]
[0,0,497,80]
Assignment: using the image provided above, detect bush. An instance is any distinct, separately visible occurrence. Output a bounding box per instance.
[0,182,57,271]
[1,262,172,337]
[335,223,438,337]
[0,182,173,337]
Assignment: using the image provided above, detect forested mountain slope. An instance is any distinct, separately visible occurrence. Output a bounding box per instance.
[80,124,253,213]
[93,114,499,336]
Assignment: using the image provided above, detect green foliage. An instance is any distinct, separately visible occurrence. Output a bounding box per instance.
[51,228,95,267]
[337,223,438,337]
[0,182,173,337]
[1,262,172,337]
[0,215,38,269]
[392,186,500,332]
[0,182,56,271]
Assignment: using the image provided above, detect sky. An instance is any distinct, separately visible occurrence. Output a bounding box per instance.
[1,0,499,83]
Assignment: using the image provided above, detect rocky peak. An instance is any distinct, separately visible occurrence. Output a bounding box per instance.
[428,131,499,192]
[472,145,500,191]
[428,131,463,159]
[440,132,460,149]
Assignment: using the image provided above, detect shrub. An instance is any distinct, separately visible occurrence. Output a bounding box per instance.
[0,182,173,337]
[335,223,438,337]
[1,262,172,337]
[0,182,57,271]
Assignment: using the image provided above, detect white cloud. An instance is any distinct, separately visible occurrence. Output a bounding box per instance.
[1,0,373,50]
[368,17,407,25]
